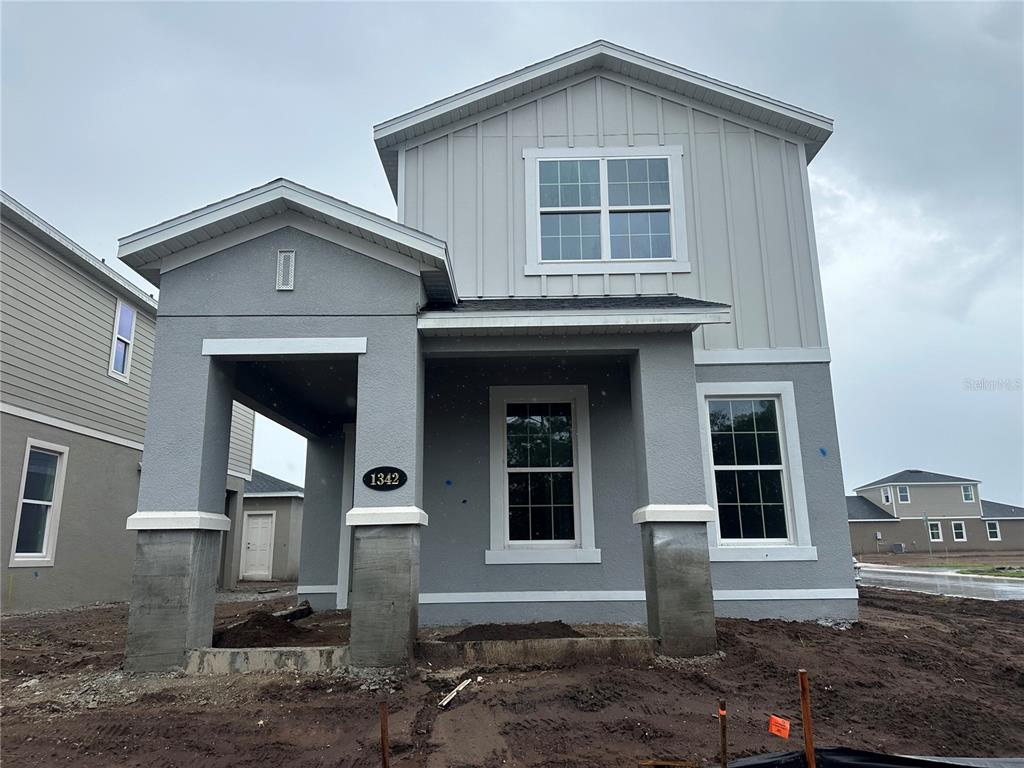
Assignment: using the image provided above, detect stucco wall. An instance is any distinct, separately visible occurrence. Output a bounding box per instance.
[849,518,1023,555]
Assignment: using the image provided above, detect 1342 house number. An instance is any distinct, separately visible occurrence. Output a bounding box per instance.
[362,466,408,491]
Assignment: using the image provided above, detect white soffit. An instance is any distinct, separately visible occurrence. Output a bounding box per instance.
[417,307,732,336]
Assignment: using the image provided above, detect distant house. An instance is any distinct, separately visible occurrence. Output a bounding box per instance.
[0,193,256,612]
[239,470,304,582]
[847,469,1023,555]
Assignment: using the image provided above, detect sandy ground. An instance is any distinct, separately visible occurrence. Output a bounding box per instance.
[857,550,1024,567]
[1,588,1022,767]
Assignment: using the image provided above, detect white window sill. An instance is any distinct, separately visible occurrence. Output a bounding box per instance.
[485,548,602,565]
[709,545,817,562]
[9,556,54,568]
[525,259,691,276]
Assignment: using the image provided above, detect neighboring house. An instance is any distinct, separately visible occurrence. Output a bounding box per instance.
[847,469,1024,554]
[239,469,304,582]
[114,40,857,672]
[0,192,256,612]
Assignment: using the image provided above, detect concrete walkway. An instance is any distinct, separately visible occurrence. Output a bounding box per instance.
[858,564,1024,600]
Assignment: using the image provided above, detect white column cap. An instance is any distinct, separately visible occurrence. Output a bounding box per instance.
[346,506,428,526]
[632,504,717,524]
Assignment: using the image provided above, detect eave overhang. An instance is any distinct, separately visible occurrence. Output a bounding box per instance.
[117,178,458,304]
[374,40,834,199]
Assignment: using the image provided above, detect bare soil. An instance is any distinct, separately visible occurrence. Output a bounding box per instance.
[441,620,583,642]
[2,589,1022,767]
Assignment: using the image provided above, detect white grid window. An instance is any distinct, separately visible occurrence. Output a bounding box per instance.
[9,439,68,568]
[276,249,295,291]
[108,301,136,380]
[951,521,967,542]
[986,521,1001,541]
[897,485,911,504]
[928,521,942,542]
[881,487,892,505]
[961,485,975,502]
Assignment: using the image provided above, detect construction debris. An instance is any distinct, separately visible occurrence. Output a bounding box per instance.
[438,678,471,707]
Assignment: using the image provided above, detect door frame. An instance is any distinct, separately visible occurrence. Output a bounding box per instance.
[240,509,276,580]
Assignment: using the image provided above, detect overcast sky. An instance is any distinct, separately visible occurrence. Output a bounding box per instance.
[3,2,1021,502]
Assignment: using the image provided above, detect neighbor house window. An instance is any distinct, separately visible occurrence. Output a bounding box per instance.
[9,439,68,568]
[951,521,967,542]
[897,485,911,504]
[961,485,975,503]
[524,147,688,276]
[108,300,136,380]
[986,521,1001,541]
[881,487,892,505]
[486,385,598,564]
[928,521,942,542]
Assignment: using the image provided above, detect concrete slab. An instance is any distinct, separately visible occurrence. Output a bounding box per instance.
[416,636,657,668]
[184,645,350,675]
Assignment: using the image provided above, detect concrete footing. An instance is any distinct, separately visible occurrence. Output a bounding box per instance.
[125,529,222,672]
[185,646,350,675]
[417,636,656,668]
[348,524,420,668]
[640,521,717,657]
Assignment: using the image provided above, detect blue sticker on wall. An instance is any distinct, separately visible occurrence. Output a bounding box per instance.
[819,448,828,457]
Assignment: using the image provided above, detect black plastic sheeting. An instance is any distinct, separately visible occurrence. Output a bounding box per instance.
[730,748,986,768]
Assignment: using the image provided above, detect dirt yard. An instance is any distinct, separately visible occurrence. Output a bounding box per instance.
[857,550,1024,567]
[2,588,1022,766]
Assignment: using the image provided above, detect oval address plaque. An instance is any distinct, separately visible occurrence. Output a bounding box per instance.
[362,466,408,491]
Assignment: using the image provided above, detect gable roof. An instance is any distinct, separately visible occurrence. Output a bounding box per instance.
[846,496,897,521]
[981,499,1024,520]
[2,191,157,312]
[244,469,303,497]
[374,40,834,197]
[117,178,457,304]
[854,469,980,491]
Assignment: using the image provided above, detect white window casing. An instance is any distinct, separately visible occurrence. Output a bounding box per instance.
[486,385,599,564]
[961,485,975,503]
[276,249,295,290]
[107,299,136,381]
[986,520,1001,541]
[523,146,690,276]
[951,520,967,542]
[696,381,816,562]
[897,485,911,504]
[928,520,943,542]
[9,438,69,568]
[881,486,892,505]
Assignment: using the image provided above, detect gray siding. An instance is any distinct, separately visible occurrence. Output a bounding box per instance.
[228,402,255,478]
[241,496,303,581]
[857,483,983,519]
[850,517,1023,555]
[401,73,826,354]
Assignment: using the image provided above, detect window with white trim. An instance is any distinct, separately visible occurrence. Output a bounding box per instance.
[961,485,975,502]
[487,385,599,564]
[896,485,911,504]
[524,147,688,276]
[928,520,942,542]
[276,249,295,290]
[880,486,892,505]
[9,439,68,567]
[951,520,967,542]
[108,301,136,380]
[986,520,1001,541]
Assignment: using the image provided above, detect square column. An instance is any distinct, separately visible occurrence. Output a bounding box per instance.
[297,431,347,610]
[124,328,236,672]
[347,331,425,669]
[630,335,717,657]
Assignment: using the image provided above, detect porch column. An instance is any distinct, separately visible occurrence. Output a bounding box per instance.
[347,333,425,669]
[297,430,346,610]
[124,329,235,672]
[630,335,717,657]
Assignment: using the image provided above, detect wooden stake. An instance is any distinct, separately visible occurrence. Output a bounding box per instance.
[379,701,390,768]
[719,698,728,768]
[798,670,815,768]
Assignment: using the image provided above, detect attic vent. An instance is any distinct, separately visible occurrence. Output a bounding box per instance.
[276,249,295,291]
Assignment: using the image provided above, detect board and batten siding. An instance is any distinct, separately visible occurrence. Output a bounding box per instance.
[400,73,827,353]
[1,218,255,477]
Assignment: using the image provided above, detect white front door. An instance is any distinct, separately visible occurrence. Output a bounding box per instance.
[241,513,274,580]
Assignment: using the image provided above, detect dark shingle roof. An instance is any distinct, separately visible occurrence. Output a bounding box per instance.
[244,469,303,496]
[846,496,897,521]
[855,469,979,490]
[421,296,729,313]
[981,499,1024,519]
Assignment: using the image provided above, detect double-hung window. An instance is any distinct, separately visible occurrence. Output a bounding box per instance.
[108,300,136,380]
[525,147,688,275]
[896,485,911,504]
[9,439,68,567]
[880,486,892,505]
[951,520,967,542]
[486,385,599,564]
[961,485,975,503]
[928,521,942,542]
[986,521,1001,541]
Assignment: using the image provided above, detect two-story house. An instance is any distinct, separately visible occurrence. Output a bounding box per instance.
[0,192,256,612]
[847,469,1023,554]
[114,41,857,672]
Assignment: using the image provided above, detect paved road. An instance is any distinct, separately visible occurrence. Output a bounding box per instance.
[858,564,1024,600]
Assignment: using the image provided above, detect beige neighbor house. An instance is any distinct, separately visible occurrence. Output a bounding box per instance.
[240,469,304,582]
[847,469,1023,555]
[0,192,256,612]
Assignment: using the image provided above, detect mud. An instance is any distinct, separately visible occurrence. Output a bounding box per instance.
[441,620,584,642]
[2,589,1022,766]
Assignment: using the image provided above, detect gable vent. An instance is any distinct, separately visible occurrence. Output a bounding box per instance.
[276,249,295,290]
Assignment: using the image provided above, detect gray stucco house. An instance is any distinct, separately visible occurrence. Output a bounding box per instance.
[847,469,1023,555]
[116,41,857,671]
[0,192,255,612]
[240,470,304,582]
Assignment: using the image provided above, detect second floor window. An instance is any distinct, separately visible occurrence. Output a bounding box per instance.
[961,485,975,502]
[880,487,892,505]
[108,301,136,381]
[896,485,911,504]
